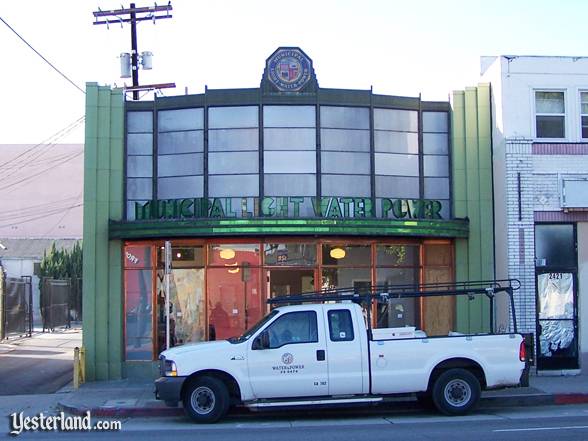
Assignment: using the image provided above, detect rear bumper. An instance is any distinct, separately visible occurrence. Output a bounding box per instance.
[520,364,530,387]
[154,376,185,403]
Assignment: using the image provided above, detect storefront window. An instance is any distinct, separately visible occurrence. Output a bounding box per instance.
[322,244,370,266]
[156,246,205,354]
[122,239,455,360]
[376,245,419,328]
[208,244,262,340]
[321,244,371,293]
[264,243,316,266]
[209,244,260,266]
[376,244,419,267]
[322,267,371,292]
[267,268,315,298]
[124,244,153,361]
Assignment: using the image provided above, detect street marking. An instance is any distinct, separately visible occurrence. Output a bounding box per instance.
[494,425,588,432]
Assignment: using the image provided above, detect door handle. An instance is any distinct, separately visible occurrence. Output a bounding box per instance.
[316,349,325,361]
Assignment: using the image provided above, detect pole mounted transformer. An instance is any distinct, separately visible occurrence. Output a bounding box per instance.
[92,2,175,100]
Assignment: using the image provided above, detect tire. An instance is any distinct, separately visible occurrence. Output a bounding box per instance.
[432,368,481,416]
[183,376,230,423]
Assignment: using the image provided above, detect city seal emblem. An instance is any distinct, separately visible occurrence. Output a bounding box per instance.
[281,352,294,365]
[267,48,311,92]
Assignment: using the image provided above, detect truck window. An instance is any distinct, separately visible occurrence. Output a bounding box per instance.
[328,310,354,342]
[266,311,318,349]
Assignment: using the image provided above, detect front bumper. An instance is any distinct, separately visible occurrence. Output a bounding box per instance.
[154,376,186,404]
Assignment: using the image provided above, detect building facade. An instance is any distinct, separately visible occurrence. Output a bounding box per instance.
[482,55,588,372]
[83,48,494,380]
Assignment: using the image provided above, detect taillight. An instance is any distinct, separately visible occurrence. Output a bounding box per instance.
[519,339,526,362]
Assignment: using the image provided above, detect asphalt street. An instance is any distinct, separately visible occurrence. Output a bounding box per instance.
[8,404,588,440]
[0,327,81,395]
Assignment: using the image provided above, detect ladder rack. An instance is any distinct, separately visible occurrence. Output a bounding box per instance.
[267,279,520,334]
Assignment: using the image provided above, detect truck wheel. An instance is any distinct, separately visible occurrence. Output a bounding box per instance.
[432,368,480,416]
[183,376,230,423]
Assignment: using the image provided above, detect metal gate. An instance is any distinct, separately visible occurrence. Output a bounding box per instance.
[41,278,71,331]
[1,276,33,339]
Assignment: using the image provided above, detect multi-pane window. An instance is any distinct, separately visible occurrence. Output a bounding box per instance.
[157,108,204,200]
[423,112,450,218]
[264,106,316,215]
[208,106,259,199]
[127,111,153,220]
[320,106,370,197]
[580,92,588,139]
[125,101,455,219]
[535,91,565,138]
[374,109,420,202]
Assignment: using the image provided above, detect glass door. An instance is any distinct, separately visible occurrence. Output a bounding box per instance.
[536,272,578,370]
[535,224,579,370]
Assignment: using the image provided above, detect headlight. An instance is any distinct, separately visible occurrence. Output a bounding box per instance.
[164,360,178,376]
[159,356,178,377]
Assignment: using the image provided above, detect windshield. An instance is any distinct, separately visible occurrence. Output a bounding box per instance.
[228,309,280,344]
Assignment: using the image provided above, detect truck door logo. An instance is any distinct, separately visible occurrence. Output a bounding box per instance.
[281,353,293,365]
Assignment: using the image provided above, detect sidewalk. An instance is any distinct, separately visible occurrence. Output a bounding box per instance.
[53,372,588,419]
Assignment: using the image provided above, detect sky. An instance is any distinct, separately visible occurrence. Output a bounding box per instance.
[1,0,587,144]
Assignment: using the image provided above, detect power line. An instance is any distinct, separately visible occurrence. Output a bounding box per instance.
[44,192,83,237]
[0,116,84,170]
[0,195,81,219]
[0,203,83,229]
[0,15,85,95]
[0,150,83,192]
[0,123,84,184]
[0,201,82,223]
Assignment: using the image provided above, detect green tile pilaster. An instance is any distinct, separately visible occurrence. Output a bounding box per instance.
[83,83,124,381]
[452,84,494,334]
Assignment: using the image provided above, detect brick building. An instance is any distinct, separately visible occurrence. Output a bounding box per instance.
[482,56,588,372]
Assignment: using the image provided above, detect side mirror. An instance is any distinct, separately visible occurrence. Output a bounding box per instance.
[252,330,270,350]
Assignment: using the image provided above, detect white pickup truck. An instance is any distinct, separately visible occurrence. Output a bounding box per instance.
[155,282,528,423]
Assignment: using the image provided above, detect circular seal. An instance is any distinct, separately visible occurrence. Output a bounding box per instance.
[281,352,294,365]
[267,49,311,92]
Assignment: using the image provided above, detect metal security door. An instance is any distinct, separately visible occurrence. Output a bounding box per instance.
[536,272,578,370]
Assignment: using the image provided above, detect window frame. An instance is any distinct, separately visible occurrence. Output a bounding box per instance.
[579,90,588,140]
[534,89,567,140]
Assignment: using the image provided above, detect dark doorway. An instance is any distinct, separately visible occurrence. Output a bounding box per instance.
[535,224,579,370]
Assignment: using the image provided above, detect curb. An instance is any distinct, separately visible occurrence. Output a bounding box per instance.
[57,402,183,418]
[57,393,588,419]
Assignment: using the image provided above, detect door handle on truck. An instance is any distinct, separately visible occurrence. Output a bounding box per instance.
[316,349,325,361]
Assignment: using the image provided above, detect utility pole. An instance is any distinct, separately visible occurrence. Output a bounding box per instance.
[92,2,174,100]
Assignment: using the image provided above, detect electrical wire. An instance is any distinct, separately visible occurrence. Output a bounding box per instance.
[0,16,85,95]
[0,150,83,192]
[0,196,81,220]
[0,116,84,170]
[0,122,84,184]
[0,204,83,229]
[44,192,83,237]
[0,202,82,223]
